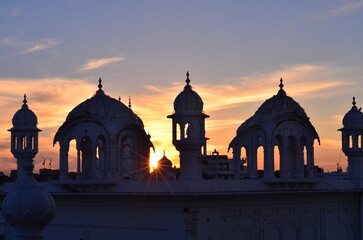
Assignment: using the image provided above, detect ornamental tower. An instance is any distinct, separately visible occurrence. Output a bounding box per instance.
[8,94,41,181]
[3,95,55,240]
[168,72,209,180]
[339,97,363,178]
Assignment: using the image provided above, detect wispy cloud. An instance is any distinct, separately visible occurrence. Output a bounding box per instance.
[302,1,363,22]
[0,38,59,57]
[329,0,363,16]
[0,7,24,17]
[81,57,126,71]
[21,39,58,54]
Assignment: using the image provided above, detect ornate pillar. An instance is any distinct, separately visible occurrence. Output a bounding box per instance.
[59,145,69,181]
[233,147,241,180]
[249,147,258,179]
[263,137,275,179]
[280,143,288,178]
[307,145,314,178]
[76,143,81,179]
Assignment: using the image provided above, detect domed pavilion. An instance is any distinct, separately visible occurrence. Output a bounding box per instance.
[54,78,154,181]
[229,79,320,179]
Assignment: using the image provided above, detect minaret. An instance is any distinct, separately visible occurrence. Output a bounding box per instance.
[339,97,363,178]
[167,72,209,180]
[8,94,41,181]
[3,95,56,239]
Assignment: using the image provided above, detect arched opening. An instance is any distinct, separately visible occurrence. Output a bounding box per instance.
[303,146,308,176]
[185,122,192,139]
[29,135,34,150]
[349,135,353,148]
[13,135,17,150]
[274,135,283,177]
[300,136,308,177]
[257,145,264,176]
[68,139,77,173]
[20,135,26,149]
[176,123,182,140]
[358,135,362,148]
[274,146,280,176]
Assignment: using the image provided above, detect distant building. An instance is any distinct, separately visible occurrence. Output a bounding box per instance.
[202,149,235,179]
[150,152,177,180]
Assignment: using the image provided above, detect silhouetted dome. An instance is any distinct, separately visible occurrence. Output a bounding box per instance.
[237,80,308,134]
[158,153,173,168]
[342,97,363,129]
[66,79,144,127]
[11,95,39,130]
[173,72,204,114]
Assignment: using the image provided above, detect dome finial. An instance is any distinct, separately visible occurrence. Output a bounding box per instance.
[353,97,356,106]
[128,96,132,109]
[279,78,284,90]
[186,71,190,85]
[98,77,103,90]
[23,94,27,106]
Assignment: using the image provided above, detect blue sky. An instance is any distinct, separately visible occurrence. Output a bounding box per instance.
[1,1,363,172]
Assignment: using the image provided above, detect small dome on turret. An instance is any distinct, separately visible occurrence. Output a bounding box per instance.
[342,97,363,129]
[173,72,204,114]
[11,94,39,131]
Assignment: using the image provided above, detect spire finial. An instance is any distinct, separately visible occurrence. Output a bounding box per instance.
[163,149,166,156]
[23,94,27,106]
[98,77,103,90]
[279,78,284,90]
[353,97,356,106]
[128,96,131,109]
[185,71,190,85]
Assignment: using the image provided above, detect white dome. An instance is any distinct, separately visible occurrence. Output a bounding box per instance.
[173,72,204,115]
[66,79,143,127]
[342,97,363,129]
[11,95,39,131]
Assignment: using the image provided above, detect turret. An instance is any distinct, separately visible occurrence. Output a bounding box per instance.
[339,97,363,178]
[167,72,209,180]
[2,95,56,240]
[8,94,41,181]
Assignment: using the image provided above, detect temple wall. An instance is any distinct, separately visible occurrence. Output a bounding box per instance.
[2,191,354,240]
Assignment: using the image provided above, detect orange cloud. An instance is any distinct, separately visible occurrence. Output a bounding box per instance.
[0,77,95,174]
[81,57,126,71]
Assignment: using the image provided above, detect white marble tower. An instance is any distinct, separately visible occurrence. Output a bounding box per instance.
[168,72,209,180]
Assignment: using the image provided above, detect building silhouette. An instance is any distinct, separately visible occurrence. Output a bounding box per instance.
[1,73,363,240]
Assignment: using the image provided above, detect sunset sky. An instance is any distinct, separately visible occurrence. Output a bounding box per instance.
[1,1,363,174]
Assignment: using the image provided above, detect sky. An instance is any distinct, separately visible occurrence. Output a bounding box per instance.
[0,0,363,174]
